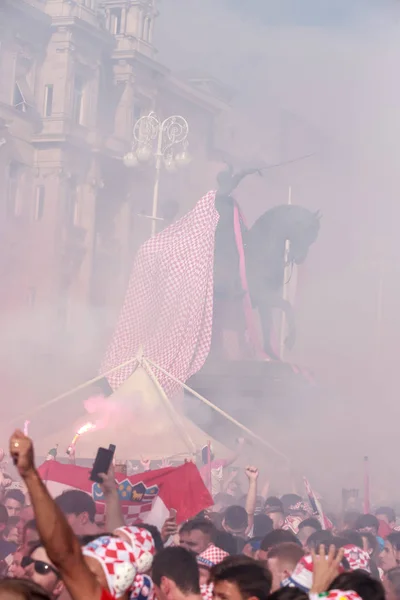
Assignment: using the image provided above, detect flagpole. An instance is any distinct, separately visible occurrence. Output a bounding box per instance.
[280,186,292,360]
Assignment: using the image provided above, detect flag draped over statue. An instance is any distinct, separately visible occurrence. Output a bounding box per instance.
[101,191,219,397]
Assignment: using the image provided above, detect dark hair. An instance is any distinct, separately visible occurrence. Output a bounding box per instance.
[4,489,25,506]
[24,519,37,533]
[201,446,214,465]
[298,518,322,532]
[211,556,272,600]
[375,506,396,523]
[0,503,8,526]
[386,567,400,598]
[152,547,200,594]
[268,589,308,600]
[337,529,364,549]
[267,542,305,566]
[0,577,51,599]
[387,532,400,551]
[180,519,215,538]
[253,514,273,538]
[355,514,379,532]
[260,529,300,552]
[329,570,385,600]
[264,497,283,512]
[280,494,302,514]
[343,511,361,529]
[306,530,335,551]
[55,490,96,523]
[138,524,163,553]
[214,530,238,555]
[224,505,248,531]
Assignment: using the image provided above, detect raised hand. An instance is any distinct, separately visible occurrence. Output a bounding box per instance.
[9,430,35,479]
[311,544,344,594]
[98,463,117,496]
[245,466,259,481]
[140,456,151,471]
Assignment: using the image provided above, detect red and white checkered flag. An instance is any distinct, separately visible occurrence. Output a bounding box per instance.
[101,191,219,396]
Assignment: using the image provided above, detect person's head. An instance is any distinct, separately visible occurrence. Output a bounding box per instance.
[136,523,163,553]
[55,490,96,535]
[355,514,380,536]
[0,578,52,600]
[264,497,284,530]
[179,519,215,555]
[222,506,248,536]
[376,507,396,528]
[6,516,22,545]
[22,543,64,599]
[214,530,238,555]
[197,545,229,586]
[4,489,25,518]
[8,550,24,578]
[304,530,335,553]
[337,530,364,550]
[342,511,361,531]
[253,514,273,539]
[384,567,400,600]
[297,518,321,546]
[267,543,305,592]
[201,446,215,465]
[329,570,385,600]
[258,529,300,560]
[152,547,200,600]
[380,532,400,572]
[0,503,8,538]
[211,555,272,600]
[268,588,308,600]
[280,495,304,517]
[22,520,39,554]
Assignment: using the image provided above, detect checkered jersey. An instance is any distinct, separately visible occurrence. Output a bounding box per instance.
[101,191,219,396]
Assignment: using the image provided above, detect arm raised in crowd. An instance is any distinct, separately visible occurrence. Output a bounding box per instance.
[9,430,102,600]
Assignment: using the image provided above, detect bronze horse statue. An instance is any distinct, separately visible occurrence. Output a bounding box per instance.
[213,165,320,359]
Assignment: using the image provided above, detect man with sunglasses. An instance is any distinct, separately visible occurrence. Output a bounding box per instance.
[22,542,65,599]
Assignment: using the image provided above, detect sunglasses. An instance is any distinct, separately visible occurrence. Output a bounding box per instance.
[21,556,60,578]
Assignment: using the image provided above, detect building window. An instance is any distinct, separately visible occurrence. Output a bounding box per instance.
[34,185,45,220]
[6,162,22,217]
[27,287,36,307]
[43,85,54,117]
[110,8,122,34]
[72,76,84,125]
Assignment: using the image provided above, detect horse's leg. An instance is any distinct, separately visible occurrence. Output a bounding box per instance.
[268,293,297,351]
[257,302,281,360]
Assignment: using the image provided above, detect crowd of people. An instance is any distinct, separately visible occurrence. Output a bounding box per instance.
[0,429,398,600]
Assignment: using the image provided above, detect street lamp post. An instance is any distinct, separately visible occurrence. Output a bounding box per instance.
[123,112,191,236]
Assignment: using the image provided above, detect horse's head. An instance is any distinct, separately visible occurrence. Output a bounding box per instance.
[287,208,321,265]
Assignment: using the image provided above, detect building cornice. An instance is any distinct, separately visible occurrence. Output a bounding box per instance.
[50,15,115,51]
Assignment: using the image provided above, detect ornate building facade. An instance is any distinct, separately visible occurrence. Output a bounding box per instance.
[0,0,231,408]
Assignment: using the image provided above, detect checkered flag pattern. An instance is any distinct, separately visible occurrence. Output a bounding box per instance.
[101,191,219,397]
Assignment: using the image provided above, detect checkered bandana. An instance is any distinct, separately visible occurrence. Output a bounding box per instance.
[282,554,314,592]
[197,544,229,568]
[343,545,371,573]
[201,583,213,600]
[310,591,362,600]
[83,535,137,598]
[130,574,154,600]
[115,526,156,573]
